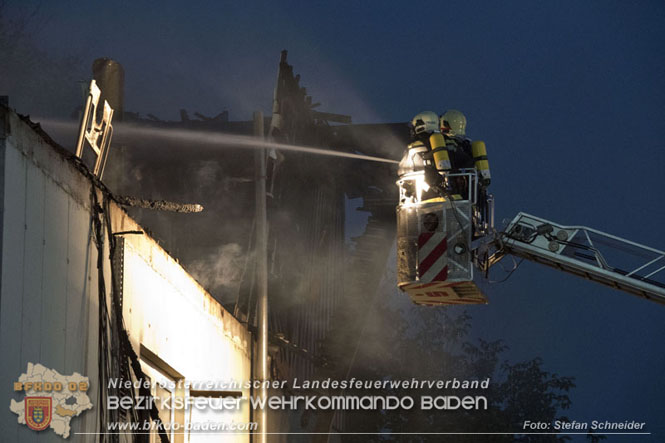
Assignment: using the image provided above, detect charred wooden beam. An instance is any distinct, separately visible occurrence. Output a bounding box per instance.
[311,111,352,124]
[115,195,203,213]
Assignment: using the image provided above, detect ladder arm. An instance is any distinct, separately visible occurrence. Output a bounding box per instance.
[494,212,665,305]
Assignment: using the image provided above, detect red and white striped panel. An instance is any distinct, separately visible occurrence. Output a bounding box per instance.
[418,232,448,282]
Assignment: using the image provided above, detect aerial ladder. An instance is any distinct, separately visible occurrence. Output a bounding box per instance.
[492,212,665,304]
[395,158,665,306]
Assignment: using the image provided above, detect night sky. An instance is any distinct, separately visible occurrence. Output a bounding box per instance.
[3,1,665,441]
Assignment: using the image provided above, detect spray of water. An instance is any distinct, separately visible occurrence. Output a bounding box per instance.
[38,118,400,164]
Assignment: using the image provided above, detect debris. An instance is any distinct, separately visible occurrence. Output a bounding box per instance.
[115,195,203,213]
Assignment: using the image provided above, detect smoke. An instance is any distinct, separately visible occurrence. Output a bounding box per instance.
[188,243,248,299]
[28,51,412,386]
[195,160,219,188]
[167,55,276,122]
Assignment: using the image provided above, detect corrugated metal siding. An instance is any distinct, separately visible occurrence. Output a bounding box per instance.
[0,109,252,442]
[0,134,102,442]
[273,179,345,383]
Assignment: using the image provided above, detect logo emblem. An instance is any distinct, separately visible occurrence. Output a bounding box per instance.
[423,213,439,232]
[25,397,52,431]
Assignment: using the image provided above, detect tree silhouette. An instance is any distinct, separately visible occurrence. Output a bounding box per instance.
[0,3,84,116]
[342,302,576,442]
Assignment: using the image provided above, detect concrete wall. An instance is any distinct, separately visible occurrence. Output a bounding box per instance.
[0,107,252,442]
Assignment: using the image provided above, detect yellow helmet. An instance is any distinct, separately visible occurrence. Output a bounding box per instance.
[440,110,467,136]
[411,111,440,136]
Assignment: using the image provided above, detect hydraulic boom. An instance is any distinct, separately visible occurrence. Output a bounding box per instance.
[493,213,665,305]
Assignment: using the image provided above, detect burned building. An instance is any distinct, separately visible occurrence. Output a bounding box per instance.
[1,50,409,442]
[100,52,409,438]
[0,101,253,442]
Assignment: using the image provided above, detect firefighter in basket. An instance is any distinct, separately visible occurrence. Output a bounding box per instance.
[440,109,492,230]
[398,111,454,201]
[440,110,491,189]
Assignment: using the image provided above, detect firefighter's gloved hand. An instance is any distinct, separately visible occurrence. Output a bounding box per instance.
[441,179,454,196]
[424,167,442,188]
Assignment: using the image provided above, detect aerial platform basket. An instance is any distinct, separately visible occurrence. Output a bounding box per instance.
[396,169,488,306]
